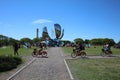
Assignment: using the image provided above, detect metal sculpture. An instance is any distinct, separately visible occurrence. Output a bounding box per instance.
[42,23,64,46]
[54,24,64,39]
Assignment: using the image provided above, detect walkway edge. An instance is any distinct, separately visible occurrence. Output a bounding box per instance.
[6,58,36,80]
[64,59,74,80]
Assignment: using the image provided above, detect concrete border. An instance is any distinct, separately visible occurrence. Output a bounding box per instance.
[6,58,36,80]
[64,59,74,80]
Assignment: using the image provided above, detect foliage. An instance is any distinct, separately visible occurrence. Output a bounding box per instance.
[20,38,32,44]
[32,37,42,46]
[9,38,19,45]
[118,41,120,45]
[32,37,42,43]
[0,34,117,47]
[0,56,22,72]
[0,35,9,46]
[0,46,34,72]
[0,35,19,46]
[61,40,71,46]
[90,38,115,46]
[74,38,84,44]
[84,39,90,44]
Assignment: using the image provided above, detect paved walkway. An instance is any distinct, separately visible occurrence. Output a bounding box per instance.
[11,47,71,80]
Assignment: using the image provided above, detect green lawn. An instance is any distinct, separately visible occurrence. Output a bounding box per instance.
[0,46,34,72]
[0,46,34,56]
[63,46,120,56]
[62,46,120,80]
[66,58,120,80]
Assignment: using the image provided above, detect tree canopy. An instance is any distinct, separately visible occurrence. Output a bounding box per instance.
[0,34,117,47]
[90,38,115,46]
[74,38,84,44]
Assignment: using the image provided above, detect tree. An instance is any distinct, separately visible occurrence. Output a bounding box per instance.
[90,38,103,45]
[118,41,120,45]
[9,38,19,45]
[117,41,120,48]
[0,35,20,47]
[20,38,32,44]
[74,38,84,44]
[32,37,42,46]
[90,38,115,46]
[0,35,19,46]
[84,39,90,44]
[32,38,42,43]
[102,38,115,46]
[61,40,71,44]
[61,40,71,46]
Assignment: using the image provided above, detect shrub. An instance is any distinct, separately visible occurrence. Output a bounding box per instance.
[0,56,22,72]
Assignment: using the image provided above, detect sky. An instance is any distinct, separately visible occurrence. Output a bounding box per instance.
[0,0,120,42]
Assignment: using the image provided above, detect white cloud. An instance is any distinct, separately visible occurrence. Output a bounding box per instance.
[32,19,53,24]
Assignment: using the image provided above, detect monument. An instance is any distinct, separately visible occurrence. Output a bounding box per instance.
[36,28,39,38]
[42,23,64,46]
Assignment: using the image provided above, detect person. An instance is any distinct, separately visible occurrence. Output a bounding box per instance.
[39,43,43,50]
[13,42,19,55]
[77,43,81,51]
[33,49,37,55]
[106,43,111,51]
[103,43,111,52]
[74,43,85,52]
[44,44,47,50]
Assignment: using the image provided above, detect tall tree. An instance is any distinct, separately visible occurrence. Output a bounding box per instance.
[20,38,32,44]
[74,38,84,44]
[90,38,115,46]
[32,37,42,46]
[84,39,90,44]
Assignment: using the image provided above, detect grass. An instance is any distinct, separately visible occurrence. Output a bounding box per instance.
[63,46,120,56]
[0,46,35,72]
[0,46,34,56]
[66,58,120,80]
[0,46,31,72]
[0,46,12,56]
[62,46,120,80]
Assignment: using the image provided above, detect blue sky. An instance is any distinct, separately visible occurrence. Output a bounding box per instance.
[0,0,120,42]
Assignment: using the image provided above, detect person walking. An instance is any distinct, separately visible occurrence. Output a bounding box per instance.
[13,42,19,55]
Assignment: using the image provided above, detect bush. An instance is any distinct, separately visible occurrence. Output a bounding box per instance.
[0,56,22,72]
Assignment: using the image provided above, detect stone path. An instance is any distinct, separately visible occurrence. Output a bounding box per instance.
[10,47,71,80]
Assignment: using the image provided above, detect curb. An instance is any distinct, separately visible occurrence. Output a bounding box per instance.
[64,59,74,80]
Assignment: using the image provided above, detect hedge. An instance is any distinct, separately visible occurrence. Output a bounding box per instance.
[0,56,22,72]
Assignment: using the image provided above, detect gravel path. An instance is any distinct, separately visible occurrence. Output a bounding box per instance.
[10,47,71,80]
